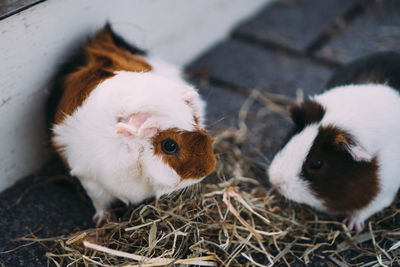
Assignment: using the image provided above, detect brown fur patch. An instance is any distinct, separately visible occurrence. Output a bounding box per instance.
[54,27,152,125]
[152,128,216,180]
[302,125,379,213]
[289,100,325,130]
[333,132,350,147]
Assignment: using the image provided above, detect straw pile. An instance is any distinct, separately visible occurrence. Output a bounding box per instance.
[39,92,400,266]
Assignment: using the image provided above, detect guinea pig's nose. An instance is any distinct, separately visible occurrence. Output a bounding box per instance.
[271,181,287,194]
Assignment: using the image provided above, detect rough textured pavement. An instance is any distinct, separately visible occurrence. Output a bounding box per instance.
[1,0,400,265]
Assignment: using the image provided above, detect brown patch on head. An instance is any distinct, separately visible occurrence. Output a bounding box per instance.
[152,128,216,180]
[54,26,152,124]
[289,100,325,131]
[301,125,379,214]
[333,132,349,147]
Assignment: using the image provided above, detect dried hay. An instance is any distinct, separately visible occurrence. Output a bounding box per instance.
[22,91,400,266]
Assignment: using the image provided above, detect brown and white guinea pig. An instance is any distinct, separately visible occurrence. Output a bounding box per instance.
[268,52,400,233]
[46,24,216,226]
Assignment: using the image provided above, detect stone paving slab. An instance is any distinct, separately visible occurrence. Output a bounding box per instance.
[0,160,94,266]
[315,0,400,64]
[189,39,332,97]
[199,85,246,130]
[234,0,359,52]
[198,84,292,161]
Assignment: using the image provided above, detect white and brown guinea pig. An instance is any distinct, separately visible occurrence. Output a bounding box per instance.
[47,24,216,226]
[268,52,400,233]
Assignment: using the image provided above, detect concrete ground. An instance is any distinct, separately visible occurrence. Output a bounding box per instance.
[1,0,400,265]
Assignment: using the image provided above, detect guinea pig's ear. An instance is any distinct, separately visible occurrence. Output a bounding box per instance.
[288,100,325,129]
[334,132,372,162]
[115,112,159,137]
[288,105,306,128]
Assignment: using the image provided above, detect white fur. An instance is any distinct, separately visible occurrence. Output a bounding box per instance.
[148,57,206,126]
[268,124,325,211]
[53,61,207,221]
[269,84,400,230]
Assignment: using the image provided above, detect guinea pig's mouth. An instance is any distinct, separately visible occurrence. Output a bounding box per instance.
[270,181,288,196]
[271,185,285,198]
[271,179,300,201]
[177,176,205,188]
[155,177,204,199]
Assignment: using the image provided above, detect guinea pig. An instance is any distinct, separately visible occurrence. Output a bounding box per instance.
[47,24,216,226]
[268,52,400,233]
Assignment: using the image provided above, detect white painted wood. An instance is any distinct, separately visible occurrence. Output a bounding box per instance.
[0,0,271,191]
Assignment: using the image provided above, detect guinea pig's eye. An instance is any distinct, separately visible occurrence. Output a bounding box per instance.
[309,160,324,170]
[161,139,179,155]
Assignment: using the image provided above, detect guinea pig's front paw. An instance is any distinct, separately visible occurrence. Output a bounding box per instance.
[343,215,365,234]
[93,212,107,227]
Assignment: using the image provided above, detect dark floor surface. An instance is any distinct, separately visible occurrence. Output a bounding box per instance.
[1,0,400,265]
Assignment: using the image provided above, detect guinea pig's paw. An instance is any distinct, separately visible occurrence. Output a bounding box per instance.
[343,215,365,234]
[93,212,107,228]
